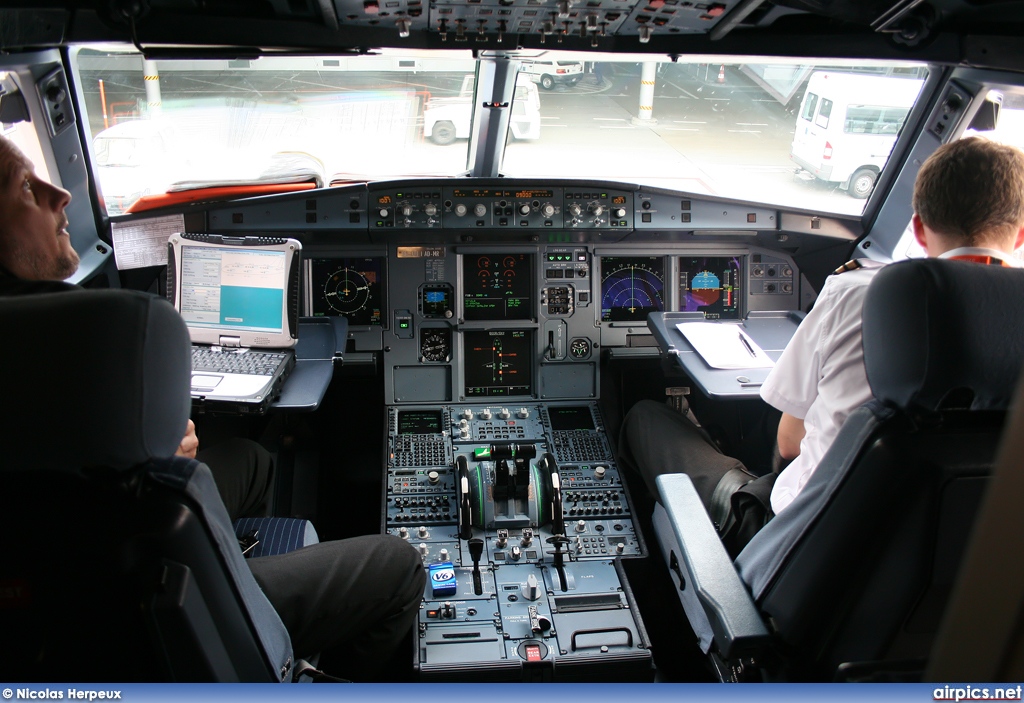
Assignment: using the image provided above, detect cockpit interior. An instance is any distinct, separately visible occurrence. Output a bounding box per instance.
[2,0,1024,685]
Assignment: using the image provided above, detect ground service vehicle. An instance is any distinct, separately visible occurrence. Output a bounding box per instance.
[424,75,542,144]
[519,60,585,89]
[791,71,926,198]
[1,0,1024,688]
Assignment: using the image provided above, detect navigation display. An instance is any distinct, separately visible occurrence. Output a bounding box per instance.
[678,256,743,320]
[308,256,386,326]
[464,330,533,397]
[463,253,533,321]
[600,256,666,322]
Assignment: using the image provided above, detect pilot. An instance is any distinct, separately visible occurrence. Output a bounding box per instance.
[620,136,1024,556]
[0,134,426,680]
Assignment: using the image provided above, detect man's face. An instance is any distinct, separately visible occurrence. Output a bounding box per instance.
[0,139,78,281]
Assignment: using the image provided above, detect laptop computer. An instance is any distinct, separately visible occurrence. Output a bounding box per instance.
[167,233,302,414]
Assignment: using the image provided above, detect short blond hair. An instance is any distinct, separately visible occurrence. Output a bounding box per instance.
[913,136,1024,247]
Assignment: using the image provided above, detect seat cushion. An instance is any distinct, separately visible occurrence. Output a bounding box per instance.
[234,517,320,558]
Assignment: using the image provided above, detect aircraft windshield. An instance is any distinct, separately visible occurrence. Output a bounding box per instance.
[71,49,926,217]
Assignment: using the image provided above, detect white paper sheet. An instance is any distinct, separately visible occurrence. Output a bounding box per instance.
[676,322,775,370]
[110,214,184,270]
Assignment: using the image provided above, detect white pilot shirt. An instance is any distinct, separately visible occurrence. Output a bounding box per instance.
[759,262,883,515]
[761,247,1020,515]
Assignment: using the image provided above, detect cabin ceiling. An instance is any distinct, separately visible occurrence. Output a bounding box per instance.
[2,0,1024,65]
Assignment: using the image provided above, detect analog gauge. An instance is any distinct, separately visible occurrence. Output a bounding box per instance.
[324,267,373,316]
[421,328,452,362]
[570,338,591,359]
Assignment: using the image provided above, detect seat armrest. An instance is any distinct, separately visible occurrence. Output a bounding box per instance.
[654,473,770,659]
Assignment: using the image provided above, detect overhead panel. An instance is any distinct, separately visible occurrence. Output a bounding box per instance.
[330,0,736,42]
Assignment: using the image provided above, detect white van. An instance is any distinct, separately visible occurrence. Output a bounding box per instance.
[423,75,541,145]
[791,71,924,198]
[519,60,584,90]
[92,119,188,213]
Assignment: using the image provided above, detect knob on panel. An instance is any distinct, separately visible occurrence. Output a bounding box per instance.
[473,203,487,217]
[541,203,555,218]
[454,203,468,217]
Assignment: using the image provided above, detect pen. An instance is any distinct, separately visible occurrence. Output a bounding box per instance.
[738,331,757,358]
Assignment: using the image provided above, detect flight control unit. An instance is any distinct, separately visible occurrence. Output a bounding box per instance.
[385,401,654,681]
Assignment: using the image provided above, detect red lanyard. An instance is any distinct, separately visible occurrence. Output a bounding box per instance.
[946,254,1014,267]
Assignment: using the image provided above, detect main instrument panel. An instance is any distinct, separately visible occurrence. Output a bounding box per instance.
[216,179,804,406]
[298,240,796,404]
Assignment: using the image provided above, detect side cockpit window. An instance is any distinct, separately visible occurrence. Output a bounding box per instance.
[893,89,1024,261]
[0,72,52,184]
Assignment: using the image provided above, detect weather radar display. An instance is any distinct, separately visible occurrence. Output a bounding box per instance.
[600,256,665,322]
[678,256,743,319]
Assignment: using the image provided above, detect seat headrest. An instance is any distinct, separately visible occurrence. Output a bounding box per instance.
[863,258,1024,412]
[0,289,192,472]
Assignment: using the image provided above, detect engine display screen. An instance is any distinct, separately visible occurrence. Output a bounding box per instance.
[464,329,533,397]
[397,410,443,435]
[549,405,596,431]
[678,256,743,320]
[600,256,666,322]
[308,257,386,326]
[463,253,533,321]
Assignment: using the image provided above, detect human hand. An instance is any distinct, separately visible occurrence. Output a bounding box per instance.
[176,418,199,459]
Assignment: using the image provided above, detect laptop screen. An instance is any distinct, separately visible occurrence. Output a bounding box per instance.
[181,246,286,334]
[168,234,302,348]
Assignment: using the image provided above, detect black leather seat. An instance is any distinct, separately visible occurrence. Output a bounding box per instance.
[0,289,295,682]
[653,258,1024,681]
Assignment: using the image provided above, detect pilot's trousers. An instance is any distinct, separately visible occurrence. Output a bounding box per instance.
[619,399,775,556]
[198,438,275,517]
[619,399,751,509]
[203,439,426,681]
[249,535,426,679]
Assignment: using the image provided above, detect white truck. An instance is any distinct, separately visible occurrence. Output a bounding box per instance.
[423,75,541,145]
[791,71,924,198]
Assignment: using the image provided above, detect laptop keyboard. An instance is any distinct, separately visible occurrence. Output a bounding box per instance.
[191,347,289,376]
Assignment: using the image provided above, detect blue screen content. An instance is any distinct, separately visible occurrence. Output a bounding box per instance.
[220,286,283,330]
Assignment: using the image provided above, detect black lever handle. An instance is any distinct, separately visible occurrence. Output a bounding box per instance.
[468,538,484,595]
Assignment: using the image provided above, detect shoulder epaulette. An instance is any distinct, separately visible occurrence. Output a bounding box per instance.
[832,259,863,275]
[832,258,885,275]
